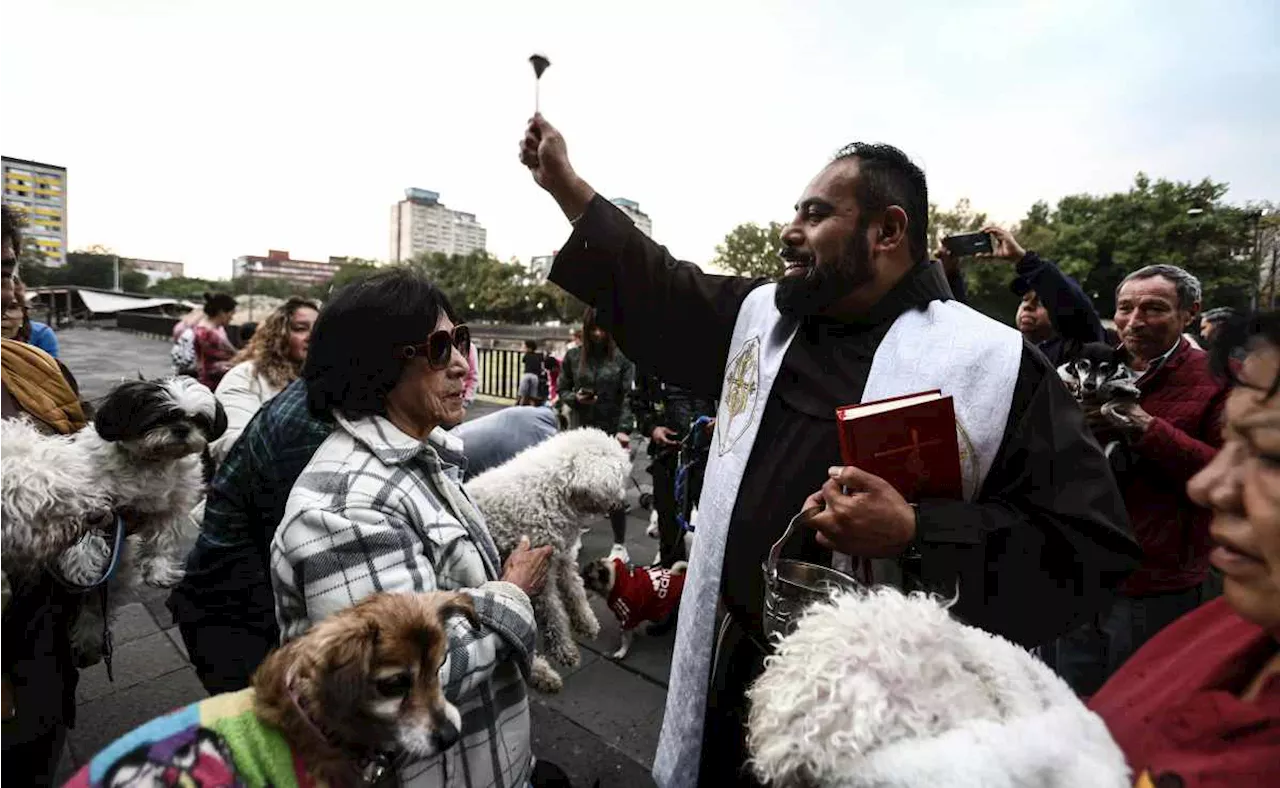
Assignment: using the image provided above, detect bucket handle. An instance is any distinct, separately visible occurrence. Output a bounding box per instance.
[765,505,823,582]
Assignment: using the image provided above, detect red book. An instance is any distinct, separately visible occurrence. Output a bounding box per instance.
[835,390,963,501]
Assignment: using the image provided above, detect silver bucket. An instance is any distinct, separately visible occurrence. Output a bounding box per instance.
[761,507,863,641]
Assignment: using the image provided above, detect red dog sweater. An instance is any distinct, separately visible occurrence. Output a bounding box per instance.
[606,559,686,631]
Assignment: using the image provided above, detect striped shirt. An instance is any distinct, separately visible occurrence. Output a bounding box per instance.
[272,413,537,788]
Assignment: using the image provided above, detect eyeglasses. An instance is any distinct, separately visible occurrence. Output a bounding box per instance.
[397,325,471,369]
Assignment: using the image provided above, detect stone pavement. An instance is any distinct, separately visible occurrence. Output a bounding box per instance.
[50,326,670,787]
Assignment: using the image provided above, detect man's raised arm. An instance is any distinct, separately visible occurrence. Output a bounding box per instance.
[520,115,763,397]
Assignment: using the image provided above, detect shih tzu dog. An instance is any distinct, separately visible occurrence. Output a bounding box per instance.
[64,592,475,788]
[581,556,687,660]
[57,378,227,660]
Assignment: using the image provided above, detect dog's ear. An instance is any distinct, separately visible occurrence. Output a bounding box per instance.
[92,382,144,442]
[1113,344,1132,366]
[316,618,380,716]
[434,592,478,629]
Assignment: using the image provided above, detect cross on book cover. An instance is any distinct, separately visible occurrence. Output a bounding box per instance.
[835,389,963,501]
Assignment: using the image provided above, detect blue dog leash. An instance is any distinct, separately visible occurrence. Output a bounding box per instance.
[676,416,715,533]
[55,515,127,681]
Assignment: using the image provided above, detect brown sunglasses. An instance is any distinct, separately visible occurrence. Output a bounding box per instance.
[397,325,471,369]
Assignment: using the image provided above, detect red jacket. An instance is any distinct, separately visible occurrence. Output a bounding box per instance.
[606,559,686,631]
[1121,338,1229,595]
[1088,598,1280,787]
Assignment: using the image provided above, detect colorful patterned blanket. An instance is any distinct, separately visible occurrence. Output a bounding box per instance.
[64,688,320,788]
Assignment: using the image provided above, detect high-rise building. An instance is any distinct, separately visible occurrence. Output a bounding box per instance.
[233,250,342,286]
[2,156,68,266]
[390,188,488,262]
[611,198,652,238]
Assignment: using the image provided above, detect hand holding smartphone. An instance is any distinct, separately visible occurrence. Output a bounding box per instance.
[941,232,994,257]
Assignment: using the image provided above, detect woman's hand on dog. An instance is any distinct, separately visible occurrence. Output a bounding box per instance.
[503,535,554,595]
[801,466,916,558]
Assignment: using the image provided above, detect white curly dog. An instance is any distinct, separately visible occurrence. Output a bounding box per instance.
[466,427,631,693]
[747,587,1130,788]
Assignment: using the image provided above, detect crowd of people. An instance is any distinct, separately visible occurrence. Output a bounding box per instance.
[0,104,1276,788]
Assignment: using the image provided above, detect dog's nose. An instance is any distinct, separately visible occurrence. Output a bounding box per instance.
[432,720,460,752]
[429,703,462,752]
[172,423,191,439]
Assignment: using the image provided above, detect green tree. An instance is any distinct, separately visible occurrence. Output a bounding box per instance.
[325,261,380,295]
[1023,174,1257,316]
[712,221,786,278]
[147,276,231,300]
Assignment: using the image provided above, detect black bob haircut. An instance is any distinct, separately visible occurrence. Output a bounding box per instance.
[1211,310,1280,399]
[832,142,930,265]
[303,266,457,419]
[203,292,238,317]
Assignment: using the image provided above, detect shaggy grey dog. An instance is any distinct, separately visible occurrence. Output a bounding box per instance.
[1,377,225,663]
[747,587,1129,787]
[1,417,111,576]
[466,427,631,693]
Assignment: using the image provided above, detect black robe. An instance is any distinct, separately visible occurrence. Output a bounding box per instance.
[550,196,1140,785]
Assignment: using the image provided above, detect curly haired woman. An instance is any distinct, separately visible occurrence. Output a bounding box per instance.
[208,297,318,465]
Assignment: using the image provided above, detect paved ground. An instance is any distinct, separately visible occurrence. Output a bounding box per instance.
[52,326,670,787]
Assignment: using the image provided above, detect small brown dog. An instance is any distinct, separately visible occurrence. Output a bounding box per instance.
[255,591,477,783]
[65,591,476,787]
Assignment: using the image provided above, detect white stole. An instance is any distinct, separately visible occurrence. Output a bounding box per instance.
[652,284,1022,787]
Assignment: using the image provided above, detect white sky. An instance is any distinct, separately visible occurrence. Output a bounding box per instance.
[2,0,1276,281]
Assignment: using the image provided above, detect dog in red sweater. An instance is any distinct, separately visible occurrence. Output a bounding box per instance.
[581,557,687,659]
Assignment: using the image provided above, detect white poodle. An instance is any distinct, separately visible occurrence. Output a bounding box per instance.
[747,587,1130,788]
[466,427,631,693]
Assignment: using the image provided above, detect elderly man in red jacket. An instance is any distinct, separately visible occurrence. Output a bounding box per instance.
[1053,263,1231,696]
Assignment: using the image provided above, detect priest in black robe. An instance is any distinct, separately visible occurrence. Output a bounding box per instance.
[518,116,1140,787]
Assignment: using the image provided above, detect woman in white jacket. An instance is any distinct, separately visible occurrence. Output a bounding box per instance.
[209,297,318,465]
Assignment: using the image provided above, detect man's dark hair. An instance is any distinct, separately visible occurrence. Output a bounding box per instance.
[202,292,238,317]
[524,339,538,351]
[303,266,456,419]
[832,142,929,264]
[2,204,23,264]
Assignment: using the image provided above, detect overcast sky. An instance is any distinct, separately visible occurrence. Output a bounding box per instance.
[3,0,1276,281]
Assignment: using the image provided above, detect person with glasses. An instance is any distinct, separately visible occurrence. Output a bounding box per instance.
[270,268,553,787]
[170,278,558,698]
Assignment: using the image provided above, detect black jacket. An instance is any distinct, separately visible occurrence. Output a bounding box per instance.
[631,372,716,457]
[948,252,1107,366]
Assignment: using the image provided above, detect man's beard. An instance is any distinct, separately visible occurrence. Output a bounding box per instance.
[774,227,875,318]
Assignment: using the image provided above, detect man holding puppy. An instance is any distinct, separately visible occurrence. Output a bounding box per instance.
[519,117,1139,787]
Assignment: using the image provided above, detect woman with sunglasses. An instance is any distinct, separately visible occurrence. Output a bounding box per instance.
[271,268,553,787]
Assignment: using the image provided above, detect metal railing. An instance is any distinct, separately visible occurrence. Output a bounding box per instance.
[475,347,526,401]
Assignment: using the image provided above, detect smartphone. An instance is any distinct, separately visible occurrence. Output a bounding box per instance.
[942,232,993,256]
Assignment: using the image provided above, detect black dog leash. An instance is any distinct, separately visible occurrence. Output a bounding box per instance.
[54,515,127,681]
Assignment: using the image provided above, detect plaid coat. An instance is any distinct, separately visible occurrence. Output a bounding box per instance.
[272,413,537,788]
